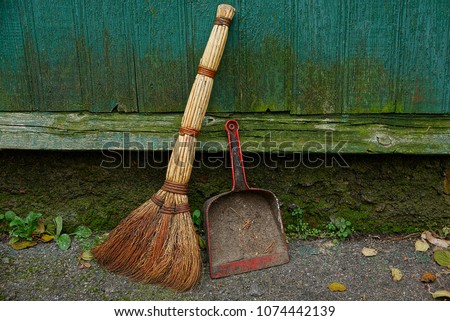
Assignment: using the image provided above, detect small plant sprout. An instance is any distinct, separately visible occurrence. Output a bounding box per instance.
[326,217,354,242]
[285,207,354,242]
[191,209,206,249]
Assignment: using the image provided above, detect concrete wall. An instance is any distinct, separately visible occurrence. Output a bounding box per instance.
[1,150,449,233]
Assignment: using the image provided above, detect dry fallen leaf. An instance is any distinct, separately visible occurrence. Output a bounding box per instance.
[415,239,429,252]
[33,221,46,234]
[11,240,37,250]
[327,282,347,292]
[78,261,92,269]
[391,268,403,281]
[80,249,94,261]
[421,231,450,248]
[431,290,450,299]
[322,241,336,248]
[433,250,450,267]
[420,272,437,283]
[319,241,336,253]
[40,234,54,242]
[361,247,378,257]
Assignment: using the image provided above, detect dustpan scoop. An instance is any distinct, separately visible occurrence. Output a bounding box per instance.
[204,120,290,278]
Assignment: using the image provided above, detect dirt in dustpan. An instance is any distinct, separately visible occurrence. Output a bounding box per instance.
[207,191,286,267]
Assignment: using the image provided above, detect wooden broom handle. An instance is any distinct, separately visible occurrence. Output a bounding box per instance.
[179,4,235,133]
[165,4,235,186]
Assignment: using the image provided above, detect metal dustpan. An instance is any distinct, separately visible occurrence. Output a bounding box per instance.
[204,120,289,278]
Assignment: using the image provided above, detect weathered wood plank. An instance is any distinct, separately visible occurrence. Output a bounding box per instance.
[79,1,138,112]
[133,0,190,112]
[292,0,344,114]
[343,0,399,113]
[27,0,84,111]
[291,0,449,115]
[398,0,450,113]
[236,0,293,112]
[0,112,448,154]
[0,0,448,114]
[0,0,33,111]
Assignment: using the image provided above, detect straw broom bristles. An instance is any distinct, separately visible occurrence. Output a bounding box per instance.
[93,4,235,292]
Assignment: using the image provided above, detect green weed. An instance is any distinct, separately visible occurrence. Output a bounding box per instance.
[326,217,354,242]
[1,210,94,251]
[1,211,42,244]
[285,207,354,242]
[191,209,206,250]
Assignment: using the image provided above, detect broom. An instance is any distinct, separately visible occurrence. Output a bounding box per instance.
[93,4,235,292]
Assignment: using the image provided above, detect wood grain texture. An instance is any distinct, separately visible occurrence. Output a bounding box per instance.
[343,0,400,114]
[78,1,138,112]
[236,0,293,112]
[133,0,190,112]
[398,0,450,114]
[0,112,448,154]
[25,0,83,111]
[292,0,344,114]
[0,0,33,111]
[0,0,448,114]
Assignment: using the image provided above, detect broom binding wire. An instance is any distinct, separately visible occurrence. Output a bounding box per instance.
[161,180,189,194]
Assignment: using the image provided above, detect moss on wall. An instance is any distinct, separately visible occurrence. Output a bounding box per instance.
[0,151,449,234]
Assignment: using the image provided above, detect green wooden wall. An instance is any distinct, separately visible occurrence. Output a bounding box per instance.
[0,0,449,114]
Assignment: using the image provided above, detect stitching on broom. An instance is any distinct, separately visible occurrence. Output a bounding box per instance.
[150,194,164,207]
[197,65,216,79]
[214,17,231,27]
[179,127,200,138]
[160,203,190,215]
[161,180,188,194]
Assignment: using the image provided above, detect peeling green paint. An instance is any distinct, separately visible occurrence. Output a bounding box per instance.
[0,0,448,114]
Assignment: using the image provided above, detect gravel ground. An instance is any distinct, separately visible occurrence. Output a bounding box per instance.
[1,235,449,301]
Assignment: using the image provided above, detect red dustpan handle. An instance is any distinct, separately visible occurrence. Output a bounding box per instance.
[225,120,250,192]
